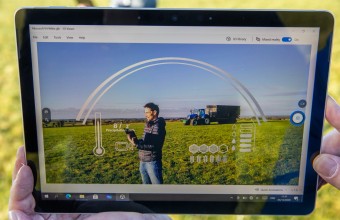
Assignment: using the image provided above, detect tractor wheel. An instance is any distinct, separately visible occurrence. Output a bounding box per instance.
[191,119,198,126]
[204,118,210,125]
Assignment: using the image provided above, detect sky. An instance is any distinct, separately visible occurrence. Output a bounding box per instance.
[37,42,311,120]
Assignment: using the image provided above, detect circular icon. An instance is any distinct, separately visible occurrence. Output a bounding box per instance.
[96,148,103,154]
[66,194,71,199]
[93,146,105,156]
[290,111,305,126]
[298,99,307,108]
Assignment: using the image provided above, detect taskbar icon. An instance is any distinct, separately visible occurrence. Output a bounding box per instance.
[41,193,130,201]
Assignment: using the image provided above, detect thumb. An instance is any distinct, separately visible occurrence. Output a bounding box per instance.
[313,154,340,190]
[9,164,35,213]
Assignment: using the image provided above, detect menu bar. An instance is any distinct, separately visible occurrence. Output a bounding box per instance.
[30,25,319,45]
[30,33,307,45]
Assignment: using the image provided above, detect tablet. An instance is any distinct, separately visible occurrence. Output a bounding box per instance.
[15,8,334,215]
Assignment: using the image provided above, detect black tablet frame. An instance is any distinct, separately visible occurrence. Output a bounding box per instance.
[15,8,334,215]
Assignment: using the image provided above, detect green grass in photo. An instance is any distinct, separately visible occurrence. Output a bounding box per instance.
[42,120,301,186]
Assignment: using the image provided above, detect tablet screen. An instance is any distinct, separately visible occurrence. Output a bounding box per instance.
[16,8,334,215]
[29,24,318,204]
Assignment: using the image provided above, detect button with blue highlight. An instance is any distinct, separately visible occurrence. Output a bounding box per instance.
[290,111,305,126]
[282,37,292,42]
[66,194,72,199]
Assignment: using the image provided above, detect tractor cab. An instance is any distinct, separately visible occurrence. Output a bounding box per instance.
[188,108,206,119]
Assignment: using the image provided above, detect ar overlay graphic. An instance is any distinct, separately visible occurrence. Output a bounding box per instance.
[38,42,311,185]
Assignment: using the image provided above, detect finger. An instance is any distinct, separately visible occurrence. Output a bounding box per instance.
[325,95,340,130]
[321,96,340,156]
[321,129,340,156]
[12,146,27,183]
[8,210,33,220]
[9,164,35,213]
[313,154,340,190]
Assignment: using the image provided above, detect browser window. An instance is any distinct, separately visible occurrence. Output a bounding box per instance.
[29,25,319,203]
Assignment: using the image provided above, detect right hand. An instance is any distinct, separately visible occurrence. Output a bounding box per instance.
[313,96,340,190]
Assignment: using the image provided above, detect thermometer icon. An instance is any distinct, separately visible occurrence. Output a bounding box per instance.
[93,112,105,156]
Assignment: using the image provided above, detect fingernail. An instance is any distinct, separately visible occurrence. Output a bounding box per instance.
[314,155,338,178]
[328,95,337,103]
[8,211,18,220]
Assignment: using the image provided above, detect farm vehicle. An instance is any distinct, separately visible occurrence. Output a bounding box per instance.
[183,105,240,125]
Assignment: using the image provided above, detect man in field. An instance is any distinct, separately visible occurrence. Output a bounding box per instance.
[127,102,166,184]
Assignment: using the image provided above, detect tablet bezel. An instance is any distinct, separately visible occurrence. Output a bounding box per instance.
[15,8,334,215]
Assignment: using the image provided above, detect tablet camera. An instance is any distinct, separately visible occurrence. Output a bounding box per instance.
[171,15,178,22]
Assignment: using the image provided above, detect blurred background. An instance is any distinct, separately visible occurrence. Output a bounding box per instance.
[0,0,339,219]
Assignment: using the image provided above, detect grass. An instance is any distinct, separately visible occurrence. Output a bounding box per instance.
[42,121,301,185]
[1,0,340,219]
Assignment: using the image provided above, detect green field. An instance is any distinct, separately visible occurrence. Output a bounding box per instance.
[42,120,302,186]
[1,0,340,220]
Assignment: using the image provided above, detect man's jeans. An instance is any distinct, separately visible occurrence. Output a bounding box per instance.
[139,160,163,184]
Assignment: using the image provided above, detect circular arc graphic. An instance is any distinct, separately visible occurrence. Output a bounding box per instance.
[76,57,267,124]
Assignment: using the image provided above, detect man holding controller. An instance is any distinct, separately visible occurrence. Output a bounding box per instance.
[127,102,166,185]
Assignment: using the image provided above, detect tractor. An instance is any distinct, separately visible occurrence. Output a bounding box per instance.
[183,105,240,125]
[184,108,210,125]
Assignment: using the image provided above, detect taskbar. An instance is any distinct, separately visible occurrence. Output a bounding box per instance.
[41,193,303,203]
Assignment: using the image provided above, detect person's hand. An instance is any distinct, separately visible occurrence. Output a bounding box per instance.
[9,146,170,220]
[127,135,137,146]
[313,96,340,190]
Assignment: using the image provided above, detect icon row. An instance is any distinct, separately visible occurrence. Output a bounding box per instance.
[42,193,130,201]
[190,155,228,163]
[229,194,301,202]
[189,144,236,154]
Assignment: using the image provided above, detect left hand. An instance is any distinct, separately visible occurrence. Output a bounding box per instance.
[127,135,136,146]
[9,146,170,220]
